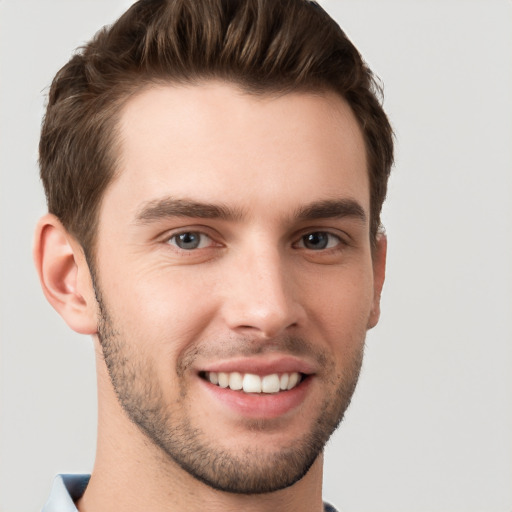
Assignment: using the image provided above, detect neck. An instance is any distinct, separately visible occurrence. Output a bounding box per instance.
[78,346,325,512]
[79,449,324,512]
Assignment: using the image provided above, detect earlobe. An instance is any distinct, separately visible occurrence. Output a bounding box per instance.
[33,214,98,335]
[367,233,387,329]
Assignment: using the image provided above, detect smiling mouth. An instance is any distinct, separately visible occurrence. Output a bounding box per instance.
[200,371,305,394]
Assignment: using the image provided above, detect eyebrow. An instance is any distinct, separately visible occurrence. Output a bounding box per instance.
[294,199,367,224]
[135,198,245,224]
[135,196,366,225]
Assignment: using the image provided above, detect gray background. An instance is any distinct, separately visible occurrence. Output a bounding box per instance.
[1,1,511,511]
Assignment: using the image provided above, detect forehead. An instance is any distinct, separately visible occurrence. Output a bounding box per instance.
[105,81,369,222]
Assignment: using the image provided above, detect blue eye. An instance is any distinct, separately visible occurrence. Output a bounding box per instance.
[299,232,341,250]
[168,232,210,250]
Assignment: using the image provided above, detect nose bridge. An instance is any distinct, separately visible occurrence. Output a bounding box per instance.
[222,238,303,337]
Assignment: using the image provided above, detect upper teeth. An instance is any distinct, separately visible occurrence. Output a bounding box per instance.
[206,371,301,393]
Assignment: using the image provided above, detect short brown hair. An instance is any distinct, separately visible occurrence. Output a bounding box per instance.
[39,0,393,255]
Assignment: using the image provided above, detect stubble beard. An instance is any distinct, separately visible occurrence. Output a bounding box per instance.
[95,287,365,494]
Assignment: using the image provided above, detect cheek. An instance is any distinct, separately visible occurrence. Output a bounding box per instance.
[112,257,215,313]
[100,263,220,366]
[304,264,374,328]
[301,269,374,373]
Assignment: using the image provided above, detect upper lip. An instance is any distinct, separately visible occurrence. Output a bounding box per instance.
[197,355,317,376]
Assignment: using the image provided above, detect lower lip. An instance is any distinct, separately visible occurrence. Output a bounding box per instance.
[199,376,312,419]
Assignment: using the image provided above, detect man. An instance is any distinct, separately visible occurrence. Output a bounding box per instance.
[34,0,393,510]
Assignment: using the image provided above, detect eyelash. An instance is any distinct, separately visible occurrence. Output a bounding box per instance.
[166,231,215,251]
[164,229,347,253]
[293,231,345,251]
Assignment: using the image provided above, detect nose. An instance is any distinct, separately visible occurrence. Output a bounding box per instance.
[220,245,306,339]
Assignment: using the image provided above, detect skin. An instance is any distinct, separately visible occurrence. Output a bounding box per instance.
[34,81,386,512]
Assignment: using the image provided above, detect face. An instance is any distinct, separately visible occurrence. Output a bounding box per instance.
[92,82,384,493]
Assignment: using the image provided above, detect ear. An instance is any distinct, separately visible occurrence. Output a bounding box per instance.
[33,213,98,335]
[367,232,387,329]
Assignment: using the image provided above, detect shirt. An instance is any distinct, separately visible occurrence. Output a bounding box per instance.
[42,474,339,512]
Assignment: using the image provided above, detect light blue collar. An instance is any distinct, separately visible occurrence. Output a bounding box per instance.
[42,474,90,512]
